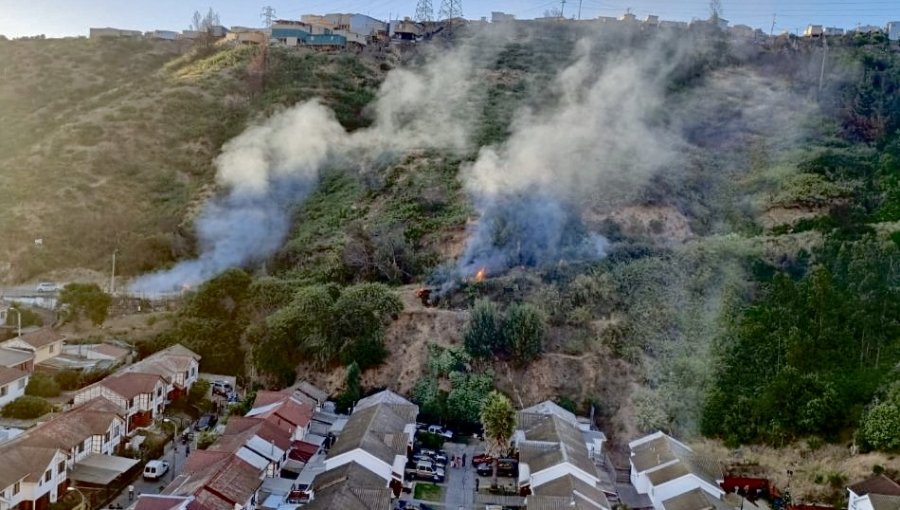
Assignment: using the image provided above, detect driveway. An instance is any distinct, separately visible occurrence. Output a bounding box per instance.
[443,442,477,510]
[107,433,193,508]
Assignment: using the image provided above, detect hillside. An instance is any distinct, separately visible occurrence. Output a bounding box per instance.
[0,37,382,282]
[7,24,900,471]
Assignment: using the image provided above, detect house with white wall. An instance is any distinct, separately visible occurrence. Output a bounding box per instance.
[165,450,265,510]
[0,348,34,373]
[1,329,64,366]
[0,442,68,510]
[516,404,611,510]
[120,344,200,400]
[247,390,315,442]
[848,475,900,510]
[629,432,724,510]
[73,372,168,433]
[213,416,292,478]
[0,367,29,408]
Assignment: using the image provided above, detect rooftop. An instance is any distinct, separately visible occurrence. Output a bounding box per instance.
[662,488,733,510]
[306,462,392,510]
[329,403,411,465]
[519,414,597,478]
[19,396,122,450]
[0,366,28,386]
[529,473,611,510]
[630,432,722,488]
[850,475,900,497]
[0,347,33,368]
[867,495,900,510]
[353,389,418,422]
[0,443,61,488]
[14,328,64,349]
[101,372,165,399]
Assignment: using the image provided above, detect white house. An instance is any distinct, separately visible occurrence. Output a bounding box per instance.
[120,344,200,400]
[21,396,126,468]
[848,475,900,510]
[629,432,724,510]
[73,372,168,433]
[1,329,65,366]
[516,405,611,510]
[0,367,29,408]
[213,416,293,478]
[0,443,68,510]
[247,389,315,442]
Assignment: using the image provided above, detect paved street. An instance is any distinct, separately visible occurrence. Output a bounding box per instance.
[106,434,192,509]
[443,442,477,510]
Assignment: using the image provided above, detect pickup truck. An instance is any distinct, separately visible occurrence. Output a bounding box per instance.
[405,460,445,482]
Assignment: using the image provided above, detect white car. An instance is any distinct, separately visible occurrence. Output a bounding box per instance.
[143,460,170,480]
[35,282,58,292]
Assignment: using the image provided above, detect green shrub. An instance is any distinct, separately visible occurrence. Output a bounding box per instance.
[26,372,61,398]
[2,396,53,419]
[464,299,501,359]
[54,369,82,391]
[502,303,545,366]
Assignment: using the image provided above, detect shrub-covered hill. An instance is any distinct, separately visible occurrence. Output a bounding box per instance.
[13,25,900,457]
[0,37,381,282]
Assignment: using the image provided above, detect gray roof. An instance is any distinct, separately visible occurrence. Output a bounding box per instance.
[294,381,329,404]
[868,494,900,510]
[306,462,391,510]
[353,390,418,423]
[0,347,33,368]
[329,403,409,465]
[849,475,900,497]
[662,488,733,510]
[521,400,578,425]
[519,415,597,477]
[530,473,610,510]
[630,433,722,488]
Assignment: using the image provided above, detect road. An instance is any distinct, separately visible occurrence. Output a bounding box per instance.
[443,442,477,510]
[108,434,193,508]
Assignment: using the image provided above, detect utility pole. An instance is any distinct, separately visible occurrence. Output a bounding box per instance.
[577,0,583,20]
[260,6,276,28]
[110,249,117,295]
[560,0,567,18]
[770,13,776,36]
[415,0,434,22]
[818,32,828,95]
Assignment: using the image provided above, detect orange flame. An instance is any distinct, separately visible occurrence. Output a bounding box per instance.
[474,267,487,283]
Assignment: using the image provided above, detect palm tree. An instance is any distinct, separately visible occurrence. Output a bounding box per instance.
[480,391,516,489]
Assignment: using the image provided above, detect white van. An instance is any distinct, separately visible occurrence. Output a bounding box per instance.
[143,460,170,480]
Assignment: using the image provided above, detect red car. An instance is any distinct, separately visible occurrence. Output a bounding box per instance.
[472,453,493,466]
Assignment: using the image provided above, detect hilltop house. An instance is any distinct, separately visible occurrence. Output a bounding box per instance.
[629,431,725,510]
[0,366,29,408]
[246,390,315,442]
[1,329,64,366]
[120,344,200,400]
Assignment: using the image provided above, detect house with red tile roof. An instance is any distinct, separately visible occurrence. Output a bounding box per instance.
[73,372,168,433]
[121,344,201,400]
[1,328,65,366]
[247,391,315,442]
[164,446,265,510]
[848,475,900,510]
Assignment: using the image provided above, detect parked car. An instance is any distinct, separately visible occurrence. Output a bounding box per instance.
[404,460,445,482]
[211,380,232,396]
[475,458,518,477]
[194,413,218,431]
[143,460,170,480]
[426,425,453,439]
[35,282,58,292]
[471,452,493,466]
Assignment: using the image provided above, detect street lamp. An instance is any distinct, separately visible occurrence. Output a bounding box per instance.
[163,418,179,481]
[8,307,21,338]
[67,486,89,510]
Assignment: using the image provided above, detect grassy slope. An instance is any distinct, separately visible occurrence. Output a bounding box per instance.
[0,38,380,282]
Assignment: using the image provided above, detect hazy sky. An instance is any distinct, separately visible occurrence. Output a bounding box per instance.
[0,0,897,38]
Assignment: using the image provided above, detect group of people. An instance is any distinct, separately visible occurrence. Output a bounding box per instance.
[449,452,467,468]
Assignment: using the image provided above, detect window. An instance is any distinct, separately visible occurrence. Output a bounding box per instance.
[157,388,162,398]
[104,432,110,443]
[58,460,66,475]
[13,482,19,495]
[43,469,51,483]
[17,378,25,389]
[77,441,84,453]
[128,398,134,408]
[49,344,55,354]
[0,386,7,397]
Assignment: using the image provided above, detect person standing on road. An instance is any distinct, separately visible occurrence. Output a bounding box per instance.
[462,453,466,466]
[128,485,135,501]
[475,478,480,492]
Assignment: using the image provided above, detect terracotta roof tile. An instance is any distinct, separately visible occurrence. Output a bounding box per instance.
[102,372,165,399]
[850,475,900,497]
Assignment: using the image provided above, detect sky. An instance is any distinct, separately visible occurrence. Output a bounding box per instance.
[0,0,897,39]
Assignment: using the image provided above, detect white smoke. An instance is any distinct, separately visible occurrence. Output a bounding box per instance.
[129,37,493,294]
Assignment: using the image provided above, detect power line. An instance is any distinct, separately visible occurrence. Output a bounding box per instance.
[260,5,276,27]
[415,0,434,22]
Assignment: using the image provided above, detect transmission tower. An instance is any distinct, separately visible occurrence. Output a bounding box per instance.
[261,6,276,28]
[415,0,434,22]
[439,0,463,21]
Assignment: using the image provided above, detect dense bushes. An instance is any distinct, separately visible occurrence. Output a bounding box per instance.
[26,372,60,398]
[858,382,900,451]
[2,395,53,419]
[462,299,545,365]
[59,283,112,325]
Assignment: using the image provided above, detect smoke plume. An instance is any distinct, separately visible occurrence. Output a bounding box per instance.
[130,34,500,294]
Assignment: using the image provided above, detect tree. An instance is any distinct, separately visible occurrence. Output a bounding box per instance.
[336,362,362,413]
[860,383,900,451]
[26,372,60,398]
[502,303,545,366]
[480,391,516,488]
[59,283,112,326]
[464,299,501,359]
[188,379,212,413]
[446,371,493,424]
[2,396,52,419]
[709,0,723,22]
[190,8,221,32]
